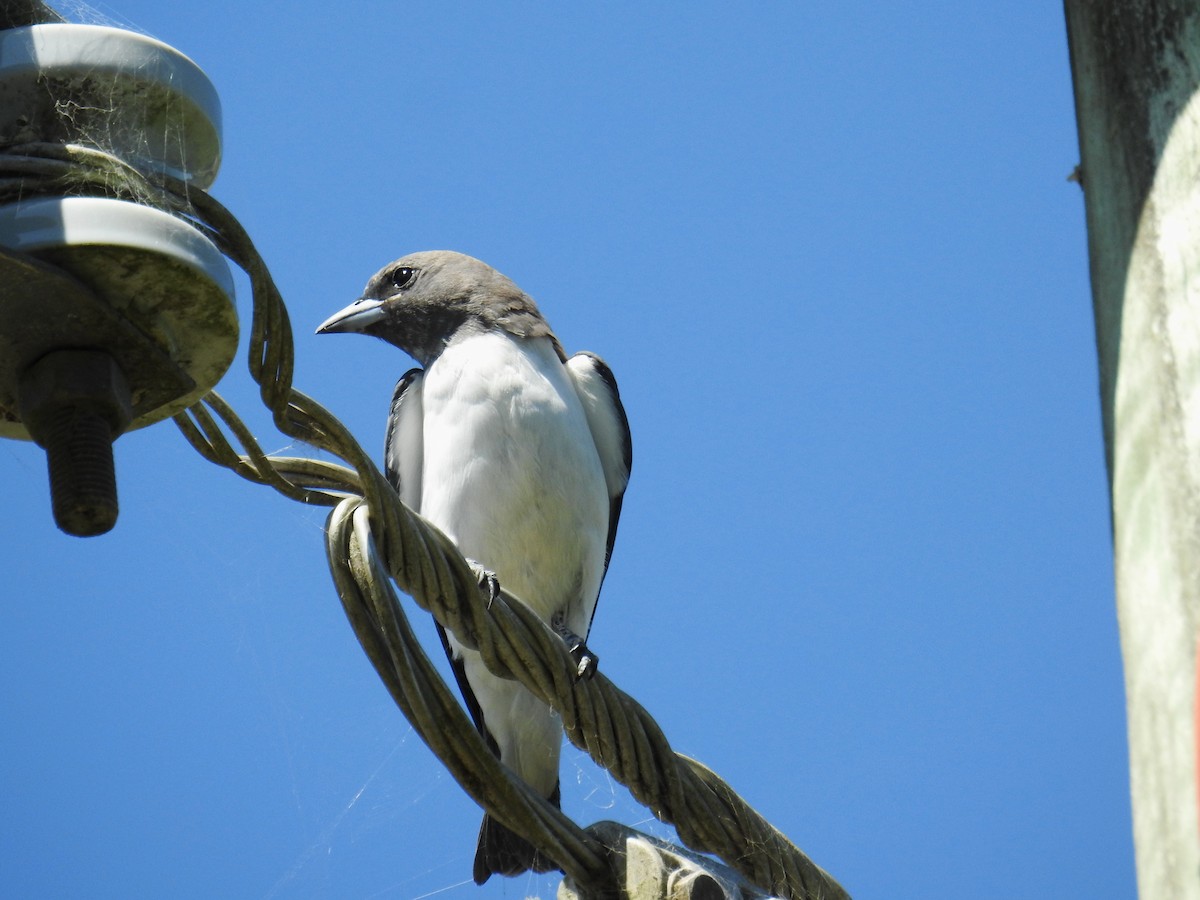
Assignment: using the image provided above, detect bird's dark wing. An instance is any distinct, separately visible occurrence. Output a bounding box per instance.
[566,350,632,586]
[434,622,500,753]
[383,368,425,507]
[385,369,496,747]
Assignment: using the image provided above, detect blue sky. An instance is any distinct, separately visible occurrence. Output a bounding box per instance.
[1,3,1131,898]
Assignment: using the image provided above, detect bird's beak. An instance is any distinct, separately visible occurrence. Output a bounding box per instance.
[315,297,386,335]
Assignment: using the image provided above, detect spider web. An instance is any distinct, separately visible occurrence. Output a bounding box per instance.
[2,0,218,203]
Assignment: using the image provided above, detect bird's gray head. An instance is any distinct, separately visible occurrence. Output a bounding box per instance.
[316,250,563,366]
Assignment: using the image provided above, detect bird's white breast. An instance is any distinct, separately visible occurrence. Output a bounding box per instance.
[418,330,609,630]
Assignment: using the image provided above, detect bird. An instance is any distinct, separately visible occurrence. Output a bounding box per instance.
[316,250,632,883]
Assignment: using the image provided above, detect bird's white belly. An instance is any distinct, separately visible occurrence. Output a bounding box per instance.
[418,332,609,632]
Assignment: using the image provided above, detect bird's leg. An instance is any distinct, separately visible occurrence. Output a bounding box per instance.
[550,611,599,680]
[466,558,501,608]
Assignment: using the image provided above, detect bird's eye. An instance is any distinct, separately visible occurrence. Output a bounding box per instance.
[390,266,416,289]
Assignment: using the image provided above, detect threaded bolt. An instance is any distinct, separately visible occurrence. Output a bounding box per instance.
[18,349,133,537]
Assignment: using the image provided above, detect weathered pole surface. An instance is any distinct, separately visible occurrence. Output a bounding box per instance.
[1064,2,1200,897]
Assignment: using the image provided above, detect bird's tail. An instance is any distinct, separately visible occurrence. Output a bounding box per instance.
[472,782,562,884]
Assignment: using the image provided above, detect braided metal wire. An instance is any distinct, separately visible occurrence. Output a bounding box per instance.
[1,143,851,900]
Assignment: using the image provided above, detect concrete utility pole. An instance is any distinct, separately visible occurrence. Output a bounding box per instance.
[1064,2,1200,897]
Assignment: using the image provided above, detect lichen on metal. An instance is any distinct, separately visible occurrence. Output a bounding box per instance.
[0,23,221,186]
[0,198,236,439]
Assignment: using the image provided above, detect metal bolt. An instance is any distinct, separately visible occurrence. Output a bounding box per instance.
[18,349,133,537]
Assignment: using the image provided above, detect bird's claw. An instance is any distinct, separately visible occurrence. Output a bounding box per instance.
[570,644,599,680]
[467,559,501,608]
[551,612,599,680]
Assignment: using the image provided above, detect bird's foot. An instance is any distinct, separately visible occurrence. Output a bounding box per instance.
[467,558,501,608]
[551,612,599,680]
